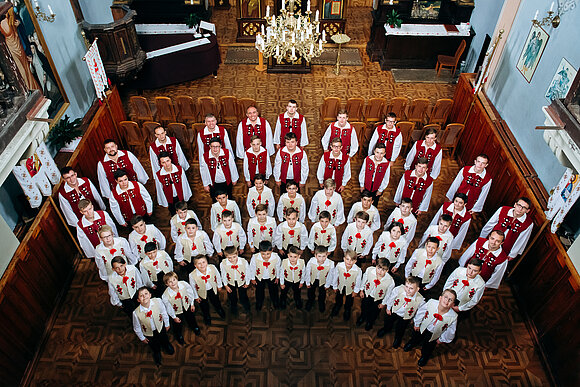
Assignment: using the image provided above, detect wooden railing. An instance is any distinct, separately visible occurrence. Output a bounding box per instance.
[451,74,579,386]
[0,87,125,386]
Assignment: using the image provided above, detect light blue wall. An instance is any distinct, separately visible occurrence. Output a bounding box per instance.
[35,1,94,119]
[486,0,579,190]
[78,0,113,24]
[465,0,505,72]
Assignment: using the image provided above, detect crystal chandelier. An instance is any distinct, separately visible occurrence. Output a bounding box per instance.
[255,0,327,63]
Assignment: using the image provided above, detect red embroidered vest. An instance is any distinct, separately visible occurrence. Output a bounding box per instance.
[150,137,179,167]
[203,149,233,185]
[469,237,508,281]
[401,170,433,212]
[441,201,472,237]
[278,113,304,144]
[409,141,441,174]
[329,123,353,154]
[111,185,148,222]
[102,153,138,189]
[199,126,227,154]
[492,206,533,254]
[376,125,401,159]
[155,165,185,204]
[59,179,96,219]
[323,150,349,188]
[457,167,492,210]
[363,156,390,192]
[246,149,268,178]
[78,210,107,247]
[279,148,304,183]
[241,118,268,151]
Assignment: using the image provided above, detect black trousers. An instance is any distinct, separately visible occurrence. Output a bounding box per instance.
[407,329,438,360]
[168,196,179,216]
[280,281,302,303]
[147,328,172,356]
[151,272,167,297]
[227,283,250,308]
[172,308,199,338]
[334,289,354,312]
[360,296,381,325]
[198,289,223,319]
[367,190,381,207]
[384,312,412,341]
[255,278,279,306]
[210,182,233,200]
[179,260,197,278]
[307,280,327,307]
[120,297,138,319]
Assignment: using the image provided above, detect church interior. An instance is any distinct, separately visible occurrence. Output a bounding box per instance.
[0,0,579,386]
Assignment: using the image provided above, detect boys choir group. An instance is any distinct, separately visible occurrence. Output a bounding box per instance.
[58,100,534,367]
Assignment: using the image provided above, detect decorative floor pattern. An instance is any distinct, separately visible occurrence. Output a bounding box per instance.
[29,5,550,387]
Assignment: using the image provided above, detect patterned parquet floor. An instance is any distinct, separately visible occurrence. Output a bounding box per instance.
[30,6,550,387]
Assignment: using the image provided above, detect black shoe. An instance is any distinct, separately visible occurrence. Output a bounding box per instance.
[330,305,340,317]
[272,301,280,310]
[176,336,185,345]
[403,343,415,352]
[256,302,263,311]
[377,328,388,338]
[343,309,351,321]
[356,315,365,326]
[216,308,226,318]
[193,326,201,336]
[318,303,326,313]
[204,316,212,326]
[392,337,402,349]
[364,322,373,331]
[305,300,314,311]
[418,356,428,367]
[164,343,175,355]
[230,305,238,316]
[296,299,303,309]
[153,351,162,366]
[280,298,287,309]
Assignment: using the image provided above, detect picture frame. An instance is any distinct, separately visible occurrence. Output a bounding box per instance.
[322,0,344,20]
[238,0,263,19]
[516,24,549,83]
[545,58,577,102]
[2,0,69,120]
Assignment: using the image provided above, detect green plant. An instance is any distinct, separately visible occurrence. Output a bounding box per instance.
[386,10,403,28]
[47,115,82,150]
[185,13,202,29]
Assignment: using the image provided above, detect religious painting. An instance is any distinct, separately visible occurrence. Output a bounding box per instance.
[239,0,262,18]
[545,58,577,102]
[322,0,343,19]
[516,24,549,83]
[410,1,441,19]
[0,0,67,118]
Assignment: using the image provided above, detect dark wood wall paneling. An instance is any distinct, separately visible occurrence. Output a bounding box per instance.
[0,88,125,386]
[451,74,580,387]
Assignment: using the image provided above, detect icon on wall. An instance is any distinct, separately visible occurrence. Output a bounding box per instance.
[545,58,577,102]
[516,24,549,83]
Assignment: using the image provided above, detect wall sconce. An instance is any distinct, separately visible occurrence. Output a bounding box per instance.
[532,2,560,28]
[33,1,56,23]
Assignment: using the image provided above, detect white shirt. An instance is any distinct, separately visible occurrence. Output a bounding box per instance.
[316,151,352,187]
[132,299,170,341]
[197,126,234,157]
[429,203,471,250]
[385,208,417,244]
[58,178,106,226]
[367,125,402,160]
[393,170,434,212]
[347,202,381,232]
[458,240,508,289]
[321,122,359,157]
[273,146,309,185]
[273,112,309,146]
[97,150,148,199]
[76,211,118,258]
[153,164,192,207]
[242,146,273,181]
[174,230,214,262]
[148,136,190,174]
[236,118,275,158]
[446,166,491,213]
[404,141,442,180]
[479,207,533,258]
[358,156,391,193]
[276,193,307,223]
[199,148,239,187]
[308,190,345,226]
[108,181,154,225]
[404,249,445,290]
[128,224,167,259]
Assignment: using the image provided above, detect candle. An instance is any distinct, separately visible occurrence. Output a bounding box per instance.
[34,0,39,8]
[550,2,554,12]
[276,46,280,56]
[315,10,319,21]
[307,0,311,11]
[534,10,539,20]
[310,43,313,55]
[316,24,320,33]
[292,46,295,58]
[261,25,265,35]
[47,4,54,15]
[266,5,270,17]
[319,39,322,51]
[322,30,326,41]
[190,0,193,4]
[282,0,285,10]
[282,31,285,42]
[292,33,295,43]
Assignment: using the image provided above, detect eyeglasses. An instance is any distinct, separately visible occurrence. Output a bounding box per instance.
[515,203,530,210]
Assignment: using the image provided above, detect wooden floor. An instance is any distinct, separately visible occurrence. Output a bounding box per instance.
[29,6,550,387]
